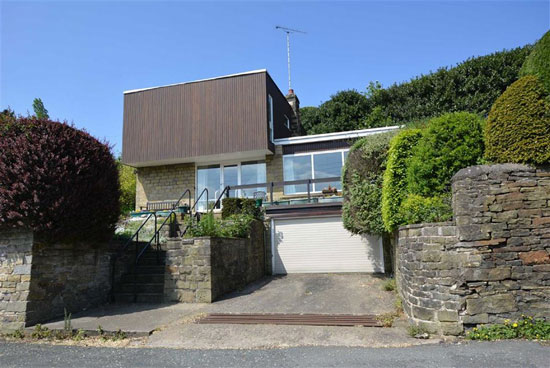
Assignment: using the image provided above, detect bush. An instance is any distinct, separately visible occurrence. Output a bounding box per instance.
[0,117,120,243]
[406,112,485,197]
[185,212,254,239]
[398,194,452,225]
[485,76,550,165]
[221,198,262,220]
[381,129,423,232]
[520,31,550,93]
[118,159,136,215]
[342,130,396,235]
[467,316,550,341]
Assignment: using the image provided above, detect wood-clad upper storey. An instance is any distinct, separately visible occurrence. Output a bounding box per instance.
[122,70,294,167]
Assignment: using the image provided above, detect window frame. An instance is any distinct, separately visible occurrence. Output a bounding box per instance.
[284,114,290,130]
[267,94,274,143]
[282,148,349,195]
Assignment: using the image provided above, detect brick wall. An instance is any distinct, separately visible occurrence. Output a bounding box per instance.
[163,220,265,303]
[136,163,195,211]
[396,164,550,335]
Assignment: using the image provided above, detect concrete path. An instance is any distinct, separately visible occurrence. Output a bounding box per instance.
[39,274,411,348]
[1,341,549,367]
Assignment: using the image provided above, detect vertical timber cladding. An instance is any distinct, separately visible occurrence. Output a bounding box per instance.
[122,71,272,166]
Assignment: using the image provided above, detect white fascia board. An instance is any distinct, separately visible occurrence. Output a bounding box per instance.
[273,125,402,145]
[123,69,268,95]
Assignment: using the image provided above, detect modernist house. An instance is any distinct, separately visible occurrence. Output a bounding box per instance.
[122,69,398,275]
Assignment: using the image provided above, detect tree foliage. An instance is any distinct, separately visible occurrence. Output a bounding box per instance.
[32,98,49,119]
[342,131,397,235]
[0,117,120,243]
[520,31,550,93]
[407,112,485,196]
[118,159,136,214]
[301,46,531,135]
[485,75,550,165]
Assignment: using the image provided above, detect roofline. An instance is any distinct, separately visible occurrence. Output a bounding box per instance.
[123,69,268,95]
[273,125,402,145]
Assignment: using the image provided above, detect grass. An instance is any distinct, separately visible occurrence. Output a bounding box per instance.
[407,325,430,337]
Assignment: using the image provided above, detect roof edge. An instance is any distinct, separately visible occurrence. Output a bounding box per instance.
[123,69,268,95]
[273,125,402,145]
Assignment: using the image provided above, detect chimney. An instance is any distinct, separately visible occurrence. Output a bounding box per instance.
[286,89,305,136]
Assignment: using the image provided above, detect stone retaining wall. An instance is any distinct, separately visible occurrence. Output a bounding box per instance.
[164,220,265,303]
[1,228,124,332]
[397,164,550,335]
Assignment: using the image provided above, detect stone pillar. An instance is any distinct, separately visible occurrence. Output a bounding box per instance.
[285,90,305,136]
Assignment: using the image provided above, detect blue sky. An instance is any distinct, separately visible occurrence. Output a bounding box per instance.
[1,1,549,155]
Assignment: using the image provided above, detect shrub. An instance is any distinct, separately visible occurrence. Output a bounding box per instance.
[118,159,136,215]
[406,112,485,197]
[398,194,452,225]
[185,212,254,238]
[0,117,120,243]
[342,131,397,235]
[520,31,550,93]
[381,129,422,232]
[485,75,550,165]
[467,316,550,341]
[221,198,262,220]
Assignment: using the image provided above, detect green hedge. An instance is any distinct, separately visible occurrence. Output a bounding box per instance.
[381,129,423,232]
[342,131,396,235]
[406,112,485,196]
[221,197,262,220]
[301,46,531,135]
[485,75,550,165]
[520,31,550,93]
[398,194,452,225]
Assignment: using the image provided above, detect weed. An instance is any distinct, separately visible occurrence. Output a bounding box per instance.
[407,325,430,338]
[377,311,400,327]
[9,327,25,339]
[466,316,550,341]
[382,278,396,292]
[97,325,104,336]
[63,308,72,333]
[31,324,51,339]
[72,329,85,341]
[112,329,127,341]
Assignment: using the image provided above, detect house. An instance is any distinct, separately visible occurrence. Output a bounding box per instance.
[122,69,399,275]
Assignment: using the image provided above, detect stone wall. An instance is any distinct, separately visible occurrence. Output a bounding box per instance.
[0,228,33,331]
[266,146,284,201]
[164,220,265,303]
[1,228,126,331]
[396,164,550,335]
[136,163,196,211]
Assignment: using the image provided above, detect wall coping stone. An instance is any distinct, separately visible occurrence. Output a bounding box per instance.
[399,221,455,231]
[452,164,535,182]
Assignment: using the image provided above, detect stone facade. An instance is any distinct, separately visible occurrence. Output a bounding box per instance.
[163,220,265,303]
[396,164,550,335]
[1,228,127,332]
[266,146,284,201]
[136,163,196,211]
[0,228,33,331]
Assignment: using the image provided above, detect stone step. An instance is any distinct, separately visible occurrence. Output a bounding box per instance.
[116,282,165,294]
[121,273,164,283]
[114,292,164,303]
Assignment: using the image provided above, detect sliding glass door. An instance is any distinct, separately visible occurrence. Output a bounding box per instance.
[196,165,220,211]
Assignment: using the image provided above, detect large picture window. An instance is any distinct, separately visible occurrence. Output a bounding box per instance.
[283,149,348,195]
[196,161,266,211]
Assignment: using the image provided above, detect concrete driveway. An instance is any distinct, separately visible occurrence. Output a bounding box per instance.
[211,273,396,315]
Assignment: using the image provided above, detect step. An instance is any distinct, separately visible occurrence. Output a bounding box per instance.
[121,273,165,283]
[116,283,165,294]
[114,292,164,303]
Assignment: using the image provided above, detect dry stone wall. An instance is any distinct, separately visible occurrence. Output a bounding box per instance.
[397,164,550,335]
[164,220,265,303]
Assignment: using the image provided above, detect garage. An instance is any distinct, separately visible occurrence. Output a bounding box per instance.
[271,216,384,274]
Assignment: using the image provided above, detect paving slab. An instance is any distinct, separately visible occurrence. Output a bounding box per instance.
[37,303,208,336]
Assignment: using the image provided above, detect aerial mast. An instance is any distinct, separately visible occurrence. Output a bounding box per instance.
[275,26,306,92]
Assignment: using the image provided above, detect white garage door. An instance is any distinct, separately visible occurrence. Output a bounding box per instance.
[272,216,384,274]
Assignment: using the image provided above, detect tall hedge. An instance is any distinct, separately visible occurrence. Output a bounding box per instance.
[520,31,550,93]
[0,117,120,242]
[381,129,422,232]
[301,46,532,134]
[485,75,550,165]
[407,112,485,196]
[342,131,397,235]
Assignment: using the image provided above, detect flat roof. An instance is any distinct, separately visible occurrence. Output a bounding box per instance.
[273,125,402,145]
[123,69,268,95]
